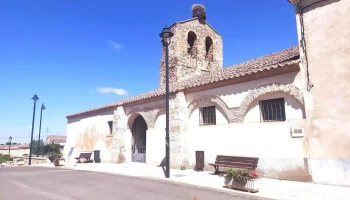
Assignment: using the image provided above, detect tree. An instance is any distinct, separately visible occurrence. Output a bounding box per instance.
[30,139,45,155]
[42,143,62,163]
[42,143,61,155]
[5,142,17,145]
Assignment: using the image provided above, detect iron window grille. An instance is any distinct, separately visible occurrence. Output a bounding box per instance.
[260,98,286,122]
[200,106,216,126]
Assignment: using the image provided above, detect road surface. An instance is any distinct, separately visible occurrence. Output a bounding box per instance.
[0,167,266,200]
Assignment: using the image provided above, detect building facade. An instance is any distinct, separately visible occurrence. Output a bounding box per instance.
[46,135,67,145]
[65,1,350,187]
[289,0,350,187]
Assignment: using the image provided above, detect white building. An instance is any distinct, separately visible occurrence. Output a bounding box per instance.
[65,2,350,187]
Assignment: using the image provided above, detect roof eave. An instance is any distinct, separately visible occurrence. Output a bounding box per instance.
[184,61,300,93]
[66,60,300,120]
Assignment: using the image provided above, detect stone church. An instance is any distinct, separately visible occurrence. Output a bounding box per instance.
[65,1,350,187]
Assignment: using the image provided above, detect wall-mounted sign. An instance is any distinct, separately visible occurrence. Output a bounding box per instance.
[68,147,75,156]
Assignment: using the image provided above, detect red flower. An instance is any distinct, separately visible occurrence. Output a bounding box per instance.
[248,171,259,179]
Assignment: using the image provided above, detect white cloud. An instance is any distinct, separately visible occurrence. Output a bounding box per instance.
[108,40,123,49]
[97,87,127,96]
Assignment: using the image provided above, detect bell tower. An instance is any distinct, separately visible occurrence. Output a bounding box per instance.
[159,4,223,87]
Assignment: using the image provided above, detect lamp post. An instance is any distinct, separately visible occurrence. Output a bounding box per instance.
[159,26,174,178]
[29,94,39,165]
[37,103,46,157]
[8,136,12,155]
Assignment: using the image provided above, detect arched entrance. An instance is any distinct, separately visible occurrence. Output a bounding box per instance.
[131,115,148,163]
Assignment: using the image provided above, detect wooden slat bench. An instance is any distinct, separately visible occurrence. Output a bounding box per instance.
[209,155,259,175]
[75,152,92,163]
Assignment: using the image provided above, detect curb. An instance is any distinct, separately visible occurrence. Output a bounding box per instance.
[30,164,274,200]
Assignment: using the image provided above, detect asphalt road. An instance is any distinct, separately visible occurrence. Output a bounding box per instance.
[0,167,266,200]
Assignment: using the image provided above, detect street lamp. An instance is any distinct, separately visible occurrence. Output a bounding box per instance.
[37,103,46,157]
[29,94,39,165]
[8,136,12,155]
[159,26,174,178]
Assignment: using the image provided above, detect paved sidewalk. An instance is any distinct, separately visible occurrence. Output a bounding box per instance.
[36,162,350,200]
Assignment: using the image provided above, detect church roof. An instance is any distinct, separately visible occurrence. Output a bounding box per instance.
[66,45,300,119]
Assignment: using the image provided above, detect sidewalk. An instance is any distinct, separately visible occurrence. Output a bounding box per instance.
[36,162,350,200]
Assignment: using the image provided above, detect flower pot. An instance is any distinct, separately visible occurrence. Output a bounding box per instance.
[231,179,260,193]
[223,176,232,187]
[245,179,260,193]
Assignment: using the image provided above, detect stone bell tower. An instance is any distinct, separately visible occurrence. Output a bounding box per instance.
[159,4,223,87]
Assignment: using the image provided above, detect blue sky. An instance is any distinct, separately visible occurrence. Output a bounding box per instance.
[0,0,298,144]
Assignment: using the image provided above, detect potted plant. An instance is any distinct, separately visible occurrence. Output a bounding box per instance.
[229,169,260,193]
[223,168,234,187]
[246,170,260,192]
[231,169,249,189]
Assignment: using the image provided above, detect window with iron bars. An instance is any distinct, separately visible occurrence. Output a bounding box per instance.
[200,106,216,126]
[260,98,286,122]
[107,121,113,134]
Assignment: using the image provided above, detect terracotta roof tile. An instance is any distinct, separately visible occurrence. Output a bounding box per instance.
[46,135,67,143]
[67,46,300,119]
[176,46,299,89]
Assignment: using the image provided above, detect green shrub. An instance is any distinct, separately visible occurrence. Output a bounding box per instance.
[42,143,61,155]
[0,154,12,163]
[231,169,250,182]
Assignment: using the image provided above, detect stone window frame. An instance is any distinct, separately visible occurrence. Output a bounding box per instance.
[259,98,286,122]
[199,105,216,126]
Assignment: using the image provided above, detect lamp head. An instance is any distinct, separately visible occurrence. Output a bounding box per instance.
[32,94,39,103]
[159,26,174,46]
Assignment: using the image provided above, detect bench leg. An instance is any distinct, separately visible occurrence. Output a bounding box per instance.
[214,166,219,175]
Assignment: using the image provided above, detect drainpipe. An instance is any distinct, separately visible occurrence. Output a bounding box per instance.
[304,138,313,178]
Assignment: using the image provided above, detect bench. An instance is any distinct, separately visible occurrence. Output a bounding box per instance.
[75,152,92,163]
[209,155,259,175]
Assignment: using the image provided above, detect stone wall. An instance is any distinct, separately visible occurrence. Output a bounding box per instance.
[111,106,128,163]
[169,92,189,169]
[3,156,48,167]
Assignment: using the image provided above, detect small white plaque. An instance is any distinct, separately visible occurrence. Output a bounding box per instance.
[291,128,304,138]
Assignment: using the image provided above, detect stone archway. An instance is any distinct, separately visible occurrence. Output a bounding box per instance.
[130,115,148,163]
[187,95,235,122]
[236,83,304,122]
